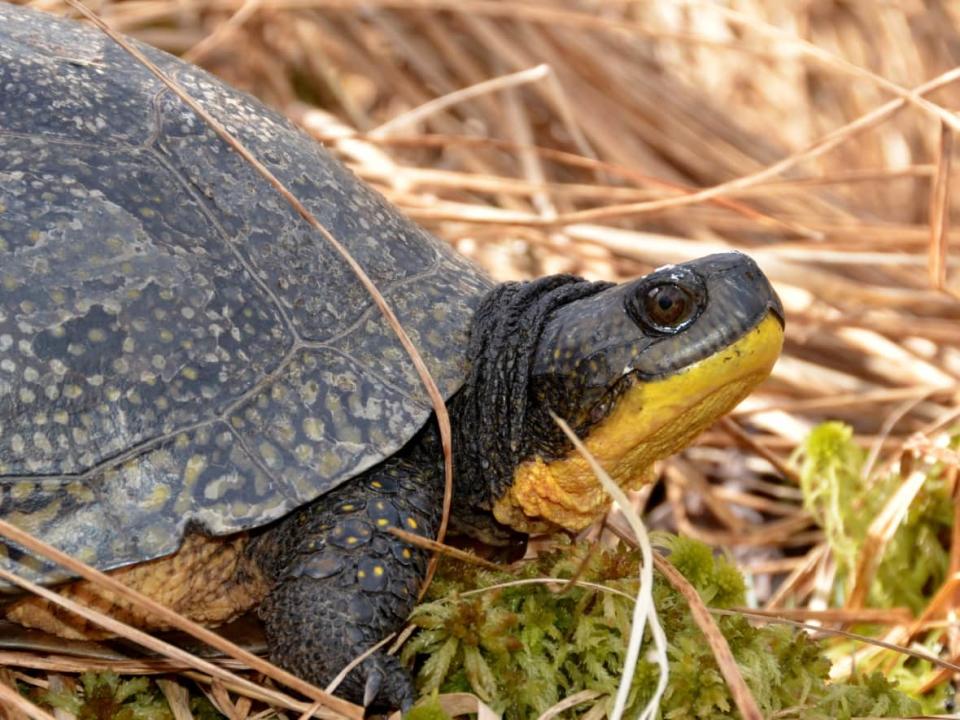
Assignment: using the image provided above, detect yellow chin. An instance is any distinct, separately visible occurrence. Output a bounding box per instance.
[493,312,784,532]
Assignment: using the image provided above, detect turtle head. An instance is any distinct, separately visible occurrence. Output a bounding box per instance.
[487,252,784,533]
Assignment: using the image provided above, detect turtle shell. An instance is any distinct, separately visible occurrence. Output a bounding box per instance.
[0,5,492,587]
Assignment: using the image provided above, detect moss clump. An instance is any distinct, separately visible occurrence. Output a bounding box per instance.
[40,672,175,720]
[798,421,956,712]
[798,421,952,614]
[403,536,919,719]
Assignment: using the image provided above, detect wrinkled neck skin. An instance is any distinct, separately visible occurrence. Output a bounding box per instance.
[445,258,784,542]
[447,276,613,543]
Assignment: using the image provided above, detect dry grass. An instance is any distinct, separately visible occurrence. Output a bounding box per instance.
[5,0,960,717]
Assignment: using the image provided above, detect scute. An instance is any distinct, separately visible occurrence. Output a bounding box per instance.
[0,5,492,588]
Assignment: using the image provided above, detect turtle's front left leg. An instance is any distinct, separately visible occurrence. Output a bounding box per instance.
[248,445,442,711]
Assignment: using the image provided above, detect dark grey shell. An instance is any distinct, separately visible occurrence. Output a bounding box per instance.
[0,4,492,587]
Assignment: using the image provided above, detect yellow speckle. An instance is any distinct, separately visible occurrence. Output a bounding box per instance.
[346,536,358,545]
[373,566,384,576]
[148,484,171,507]
[87,328,106,343]
[357,570,366,579]
[318,451,343,475]
[303,417,324,442]
[184,455,207,485]
[402,548,412,559]
[376,518,389,527]
[182,367,199,381]
[294,443,314,463]
[405,517,418,530]
[12,481,34,500]
[371,480,383,489]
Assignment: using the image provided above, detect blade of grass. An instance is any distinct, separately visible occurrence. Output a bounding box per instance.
[549,412,668,720]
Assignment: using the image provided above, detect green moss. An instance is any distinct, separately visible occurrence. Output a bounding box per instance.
[403,537,919,719]
[407,691,453,720]
[41,672,175,720]
[798,421,952,613]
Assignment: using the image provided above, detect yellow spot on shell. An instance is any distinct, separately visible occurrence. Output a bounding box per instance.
[66,481,95,503]
[405,517,417,530]
[259,442,280,468]
[148,484,171,508]
[373,566,384,576]
[12,481,34,500]
[318,451,343,475]
[294,444,314,463]
[184,455,207,486]
[303,417,324,442]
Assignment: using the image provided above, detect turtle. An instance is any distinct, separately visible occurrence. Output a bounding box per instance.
[0,3,785,711]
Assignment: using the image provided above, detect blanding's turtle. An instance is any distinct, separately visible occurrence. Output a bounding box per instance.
[0,4,785,710]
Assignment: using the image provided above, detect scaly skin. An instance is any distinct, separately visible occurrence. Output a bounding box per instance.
[247,427,443,710]
[234,255,784,710]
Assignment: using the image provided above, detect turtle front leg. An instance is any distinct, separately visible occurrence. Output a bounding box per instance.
[249,449,442,710]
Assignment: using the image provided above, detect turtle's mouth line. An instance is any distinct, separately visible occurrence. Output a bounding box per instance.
[493,311,784,533]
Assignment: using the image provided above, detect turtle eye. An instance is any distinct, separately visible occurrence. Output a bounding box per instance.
[645,284,693,326]
[627,282,697,333]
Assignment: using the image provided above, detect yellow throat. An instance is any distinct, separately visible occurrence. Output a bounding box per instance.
[493,312,784,532]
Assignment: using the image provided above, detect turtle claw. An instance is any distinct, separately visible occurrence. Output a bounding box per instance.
[362,665,382,708]
[359,654,414,713]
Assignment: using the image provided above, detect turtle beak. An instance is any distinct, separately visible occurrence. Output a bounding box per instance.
[768,287,785,329]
